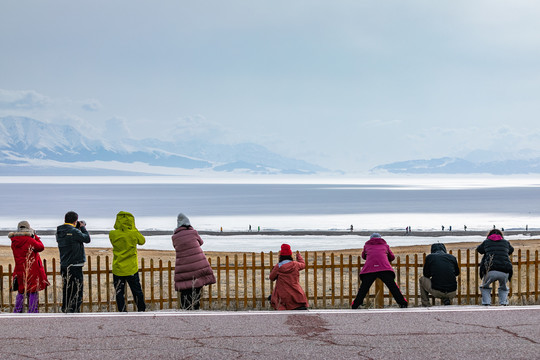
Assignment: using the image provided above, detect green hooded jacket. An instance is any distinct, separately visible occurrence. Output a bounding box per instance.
[109,211,145,276]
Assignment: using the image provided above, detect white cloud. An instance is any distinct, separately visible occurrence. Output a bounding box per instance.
[168,115,240,143]
[0,89,50,109]
[104,117,132,139]
[82,99,102,112]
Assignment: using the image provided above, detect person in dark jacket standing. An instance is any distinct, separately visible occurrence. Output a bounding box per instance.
[477,229,514,306]
[419,243,459,306]
[56,211,91,313]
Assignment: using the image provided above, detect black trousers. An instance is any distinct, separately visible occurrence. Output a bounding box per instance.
[61,265,84,313]
[113,273,146,312]
[180,287,203,310]
[352,271,407,308]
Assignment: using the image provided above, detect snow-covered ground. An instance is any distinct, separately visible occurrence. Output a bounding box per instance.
[4,233,533,253]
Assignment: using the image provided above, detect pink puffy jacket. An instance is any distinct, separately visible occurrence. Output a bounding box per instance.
[172,226,216,291]
[360,237,396,274]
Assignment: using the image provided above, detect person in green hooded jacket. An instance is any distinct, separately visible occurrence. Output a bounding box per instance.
[109,211,146,312]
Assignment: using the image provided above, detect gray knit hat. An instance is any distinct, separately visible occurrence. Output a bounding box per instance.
[17,220,34,233]
[370,233,381,239]
[177,213,191,228]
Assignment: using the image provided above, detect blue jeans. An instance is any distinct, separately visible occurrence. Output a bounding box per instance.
[113,272,146,312]
[480,270,509,305]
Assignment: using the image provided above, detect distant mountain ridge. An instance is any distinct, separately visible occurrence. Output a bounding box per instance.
[372,157,540,175]
[0,116,327,175]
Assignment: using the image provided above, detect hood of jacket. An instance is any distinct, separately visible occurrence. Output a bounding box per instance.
[276,260,297,274]
[365,237,387,246]
[487,234,503,241]
[56,224,74,239]
[8,231,34,249]
[114,211,136,231]
[430,243,447,254]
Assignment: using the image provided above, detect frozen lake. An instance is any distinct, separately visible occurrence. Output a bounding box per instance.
[1,233,533,253]
[0,176,539,250]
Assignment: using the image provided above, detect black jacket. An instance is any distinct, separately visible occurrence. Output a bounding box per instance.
[477,236,514,279]
[56,224,91,268]
[423,243,459,292]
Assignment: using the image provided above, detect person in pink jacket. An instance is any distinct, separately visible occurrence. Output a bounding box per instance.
[352,233,408,309]
[270,244,309,310]
[172,213,216,310]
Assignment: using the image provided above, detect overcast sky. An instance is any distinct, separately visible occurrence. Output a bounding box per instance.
[2,1,540,172]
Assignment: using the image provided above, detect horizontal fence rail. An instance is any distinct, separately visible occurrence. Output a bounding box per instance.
[0,249,538,312]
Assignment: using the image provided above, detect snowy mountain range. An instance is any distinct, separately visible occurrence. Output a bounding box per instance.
[372,157,540,175]
[0,116,327,175]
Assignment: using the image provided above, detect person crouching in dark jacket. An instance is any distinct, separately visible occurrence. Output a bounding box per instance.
[419,243,459,306]
[56,211,91,313]
[477,229,514,306]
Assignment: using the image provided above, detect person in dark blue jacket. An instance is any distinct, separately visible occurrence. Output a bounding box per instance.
[419,243,459,306]
[56,211,91,313]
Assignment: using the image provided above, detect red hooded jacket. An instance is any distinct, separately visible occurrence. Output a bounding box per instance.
[9,231,49,293]
[270,253,309,310]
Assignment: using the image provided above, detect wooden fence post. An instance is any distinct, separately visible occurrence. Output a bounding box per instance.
[374,279,384,308]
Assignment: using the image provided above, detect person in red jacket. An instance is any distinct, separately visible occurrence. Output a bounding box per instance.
[270,244,309,310]
[352,233,408,309]
[9,221,49,313]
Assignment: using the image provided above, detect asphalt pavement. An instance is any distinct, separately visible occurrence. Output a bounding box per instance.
[0,306,538,359]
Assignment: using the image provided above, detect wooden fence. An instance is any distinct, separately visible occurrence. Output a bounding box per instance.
[0,249,538,312]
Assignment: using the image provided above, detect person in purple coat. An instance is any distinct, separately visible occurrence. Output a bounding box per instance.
[352,233,408,309]
[172,213,216,310]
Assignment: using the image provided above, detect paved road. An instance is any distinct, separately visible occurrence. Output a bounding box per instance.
[0,306,538,359]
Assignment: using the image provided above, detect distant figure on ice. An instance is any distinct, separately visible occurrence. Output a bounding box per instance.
[9,221,49,313]
[269,244,309,310]
[172,213,216,310]
[352,233,408,309]
[464,225,467,231]
[350,225,354,232]
[419,243,459,306]
[249,224,252,232]
[449,226,452,232]
[109,211,146,312]
[441,225,445,231]
[526,224,528,231]
[477,229,514,306]
[56,211,90,313]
